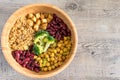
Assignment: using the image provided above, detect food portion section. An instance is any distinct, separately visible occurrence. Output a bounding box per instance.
[9,12,72,72]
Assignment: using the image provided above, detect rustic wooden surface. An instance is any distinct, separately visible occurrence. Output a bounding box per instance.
[1,0,120,80]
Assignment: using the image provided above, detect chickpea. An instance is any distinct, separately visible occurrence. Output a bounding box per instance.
[56,48,60,52]
[57,54,62,57]
[66,55,69,59]
[58,62,62,66]
[50,62,54,65]
[39,59,43,64]
[51,43,57,48]
[66,44,71,50]
[67,37,71,40]
[64,37,67,41]
[40,54,44,58]
[63,48,67,52]
[62,56,66,61]
[36,57,41,61]
[57,43,62,47]
[43,67,48,72]
[53,50,57,53]
[48,66,52,71]
[36,20,41,25]
[31,16,37,22]
[50,53,54,57]
[45,54,49,58]
[40,23,47,30]
[41,67,44,71]
[34,24,39,31]
[48,48,51,52]
[47,57,50,61]
[40,13,45,19]
[51,65,55,69]
[27,13,34,18]
[40,63,43,67]
[60,50,63,54]
[58,57,62,61]
[54,60,57,63]
[27,19,34,26]
[64,41,69,45]
[44,13,49,18]
[50,57,55,61]
[48,52,51,55]
[54,63,58,67]
[48,14,53,19]
[47,18,51,23]
[34,55,37,59]
[41,19,47,23]
[59,40,63,44]
[35,13,41,19]
[46,62,50,67]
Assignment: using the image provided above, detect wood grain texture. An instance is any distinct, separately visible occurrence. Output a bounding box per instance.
[0,0,120,80]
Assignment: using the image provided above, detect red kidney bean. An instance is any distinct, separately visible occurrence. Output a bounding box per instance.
[12,50,40,72]
[15,52,20,62]
[46,14,71,40]
[18,60,23,65]
[34,68,40,72]
[50,32,55,35]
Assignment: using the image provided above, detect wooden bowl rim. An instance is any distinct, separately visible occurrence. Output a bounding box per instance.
[1,4,78,78]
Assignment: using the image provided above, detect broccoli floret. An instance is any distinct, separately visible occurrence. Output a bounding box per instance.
[34,30,49,44]
[33,44,43,55]
[33,30,55,55]
[34,30,49,38]
[43,35,55,52]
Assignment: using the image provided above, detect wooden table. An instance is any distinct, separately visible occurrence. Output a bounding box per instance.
[1,0,120,80]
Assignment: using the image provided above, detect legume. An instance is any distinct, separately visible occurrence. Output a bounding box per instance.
[10,12,72,73]
[34,36,72,71]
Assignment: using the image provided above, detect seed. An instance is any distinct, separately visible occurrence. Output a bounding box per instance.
[50,62,54,65]
[43,67,48,71]
[39,59,43,63]
[27,19,34,26]
[54,60,57,63]
[40,13,45,19]
[45,54,49,58]
[62,56,66,60]
[36,57,41,61]
[58,62,62,66]
[50,53,54,57]
[40,23,47,30]
[50,57,55,61]
[27,13,34,18]
[63,48,67,52]
[31,16,37,22]
[51,65,55,69]
[40,54,44,58]
[48,14,53,19]
[34,56,37,59]
[36,20,41,25]
[56,48,60,52]
[48,66,52,71]
[35,13,40,19]
[54,63,58,67]
[57,43,62,47]
[46,62,50,67]
[53,50,57,53]
[42,19,47,23]
[34,24,39,31]
[58,57,62,61]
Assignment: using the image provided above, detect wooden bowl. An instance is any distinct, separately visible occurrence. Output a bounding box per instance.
[1,4,78,78]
